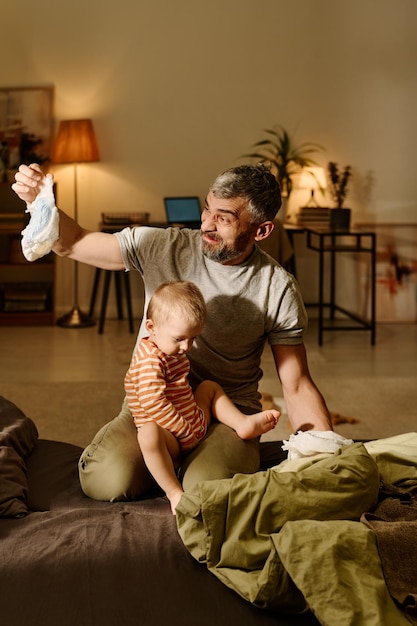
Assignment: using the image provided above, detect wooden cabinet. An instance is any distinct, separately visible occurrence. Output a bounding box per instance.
[0,184,55,325]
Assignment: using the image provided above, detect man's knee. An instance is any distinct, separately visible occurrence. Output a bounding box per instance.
[179,423,260,492]
[78,400,155,501]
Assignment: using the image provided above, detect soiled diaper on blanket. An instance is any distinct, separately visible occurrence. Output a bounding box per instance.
[21,174,59,262]
[282,430,353,460]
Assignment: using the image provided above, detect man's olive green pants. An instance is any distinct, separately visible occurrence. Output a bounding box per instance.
[78,398,260,501]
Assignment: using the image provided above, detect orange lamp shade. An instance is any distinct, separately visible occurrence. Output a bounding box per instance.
[53,119,99,164]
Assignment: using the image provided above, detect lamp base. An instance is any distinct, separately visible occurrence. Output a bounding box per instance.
[305,189,319,207]
[57,306,96,328]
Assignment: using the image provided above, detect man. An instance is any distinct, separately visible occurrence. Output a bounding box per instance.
[13,162,333,502]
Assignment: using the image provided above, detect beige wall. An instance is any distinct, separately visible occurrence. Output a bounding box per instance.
[2,0,416,314]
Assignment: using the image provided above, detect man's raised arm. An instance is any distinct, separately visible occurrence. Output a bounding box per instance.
[13,163,125,271]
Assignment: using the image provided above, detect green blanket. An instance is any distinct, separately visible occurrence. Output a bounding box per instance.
[177,440,414,626]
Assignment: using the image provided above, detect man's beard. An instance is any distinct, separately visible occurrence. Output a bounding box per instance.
[201,230,253,264]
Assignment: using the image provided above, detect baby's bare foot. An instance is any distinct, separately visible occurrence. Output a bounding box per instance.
[236,410,280,440]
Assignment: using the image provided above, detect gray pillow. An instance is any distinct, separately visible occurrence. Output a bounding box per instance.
[0,446,29,517]
[0,396,38,517]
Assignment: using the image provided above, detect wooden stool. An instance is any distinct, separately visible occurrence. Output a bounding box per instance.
[89,268,134,334]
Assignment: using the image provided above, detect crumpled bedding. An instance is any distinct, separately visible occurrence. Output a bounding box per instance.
[2,396,322,626]
[362,491,417,625]
[176,435,417,626]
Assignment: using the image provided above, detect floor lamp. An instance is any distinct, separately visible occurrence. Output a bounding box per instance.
[53,119,99,328]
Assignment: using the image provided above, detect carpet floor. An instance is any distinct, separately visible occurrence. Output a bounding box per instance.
[1,320,416,448]
[2,374,416,449]
[1,382,125,448]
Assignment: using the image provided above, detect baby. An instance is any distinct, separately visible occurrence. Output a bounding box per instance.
[125,280,280,513]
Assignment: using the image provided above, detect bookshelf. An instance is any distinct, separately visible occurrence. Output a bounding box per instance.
[0,184,55,325]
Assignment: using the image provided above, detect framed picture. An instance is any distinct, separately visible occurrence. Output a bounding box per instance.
[358,223,417,322]
[0,86,54,180]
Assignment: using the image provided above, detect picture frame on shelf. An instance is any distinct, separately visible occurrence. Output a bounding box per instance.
[0,85,54,183]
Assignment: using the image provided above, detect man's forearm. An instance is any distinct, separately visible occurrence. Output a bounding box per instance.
[284,383,333,433]
[52,209,86,258]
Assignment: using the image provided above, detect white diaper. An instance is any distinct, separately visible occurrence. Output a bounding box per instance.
[282,430,354,460]
[21,174,59,262]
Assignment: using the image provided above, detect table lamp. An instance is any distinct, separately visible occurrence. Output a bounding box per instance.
[298,166,327,207]
[53,119,99,327]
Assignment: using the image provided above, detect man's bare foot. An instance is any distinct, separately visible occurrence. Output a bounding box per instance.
[168,489,184,515]
[235,410,280,440]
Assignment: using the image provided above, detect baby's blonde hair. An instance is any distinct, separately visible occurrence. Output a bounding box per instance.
[147,281,206,327]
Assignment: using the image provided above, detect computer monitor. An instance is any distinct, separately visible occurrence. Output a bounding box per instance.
[163,196,201,229]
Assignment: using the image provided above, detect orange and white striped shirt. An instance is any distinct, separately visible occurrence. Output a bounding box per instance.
[125,337,208,452]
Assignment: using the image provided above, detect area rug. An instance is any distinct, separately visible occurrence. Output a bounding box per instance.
[107,332,138,365]
[261,392,359,426]
[0,382,125,448]
[1,376,415,449]
[260,374,417,443]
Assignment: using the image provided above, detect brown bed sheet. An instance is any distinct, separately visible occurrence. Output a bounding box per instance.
[0,437,319,626]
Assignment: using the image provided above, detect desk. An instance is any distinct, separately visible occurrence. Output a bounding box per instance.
[282,223,305,276]
[305,227,376,345]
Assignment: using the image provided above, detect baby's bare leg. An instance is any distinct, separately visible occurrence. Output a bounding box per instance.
[194,381,280,440]
[137,422,183,514]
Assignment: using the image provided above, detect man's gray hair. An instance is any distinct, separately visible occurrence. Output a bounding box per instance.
[209,164,281,224]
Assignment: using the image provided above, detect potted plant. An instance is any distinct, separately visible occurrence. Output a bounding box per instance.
[242,125,324,199]
[327,161,352,230]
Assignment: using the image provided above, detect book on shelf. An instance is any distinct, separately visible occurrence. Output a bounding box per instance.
[287,206,331,227]
[1,282,50,313]
[101,212,150,225]
[0,213,26,231]
[3,300,48,312]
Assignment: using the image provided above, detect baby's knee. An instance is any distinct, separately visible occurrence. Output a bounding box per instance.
[196,379,222,398]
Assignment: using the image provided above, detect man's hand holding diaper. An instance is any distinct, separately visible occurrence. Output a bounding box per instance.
[20,173,59,262]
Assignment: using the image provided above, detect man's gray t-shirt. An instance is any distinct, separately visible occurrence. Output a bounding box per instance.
[115,227,307,412]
